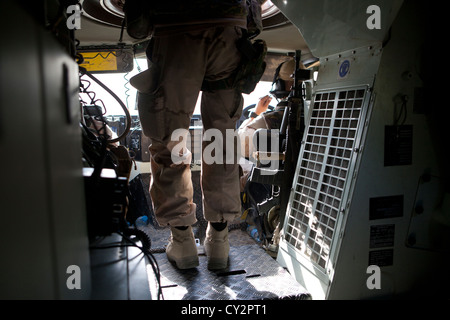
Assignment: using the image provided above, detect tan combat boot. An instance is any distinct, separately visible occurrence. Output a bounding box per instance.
[166,226,199,269]
[204,222,229,270]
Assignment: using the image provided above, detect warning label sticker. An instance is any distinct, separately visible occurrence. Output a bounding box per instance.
[370,224,395,248]
[79,51,117,72]
[369,249,394,267]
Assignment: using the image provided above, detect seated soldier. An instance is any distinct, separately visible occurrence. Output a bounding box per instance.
[238,58,297,161]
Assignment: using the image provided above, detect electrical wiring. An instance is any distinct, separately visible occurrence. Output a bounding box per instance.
[77,42,163,300]
[117,231,165,300]
[122,51,133,110]
[79,78,97,106]
[124,71,131,110]
[89,231,164,300]
[79,78,108,131]
[79,67,132,144]
[79,77,111,177]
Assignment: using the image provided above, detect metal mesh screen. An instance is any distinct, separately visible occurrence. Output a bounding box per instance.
[284,88,367,272]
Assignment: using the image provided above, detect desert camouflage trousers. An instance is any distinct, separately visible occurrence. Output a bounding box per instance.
[135,26,244,227]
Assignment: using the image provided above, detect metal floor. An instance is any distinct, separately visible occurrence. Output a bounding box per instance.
[89,223,311,300]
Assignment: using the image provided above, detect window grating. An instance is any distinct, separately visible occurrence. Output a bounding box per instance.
[284,88,367,272]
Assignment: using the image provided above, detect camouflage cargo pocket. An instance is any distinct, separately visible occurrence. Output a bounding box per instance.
[137,90,165,142]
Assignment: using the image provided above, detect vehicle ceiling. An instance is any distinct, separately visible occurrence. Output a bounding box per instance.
[75,0,316,79]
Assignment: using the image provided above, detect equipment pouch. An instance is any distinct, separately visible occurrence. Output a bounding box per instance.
[123,0,154,39]
[246,0,263,39]
[234,38,267,94]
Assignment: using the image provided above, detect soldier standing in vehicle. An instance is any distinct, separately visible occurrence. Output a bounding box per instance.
[128,0,265,270]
